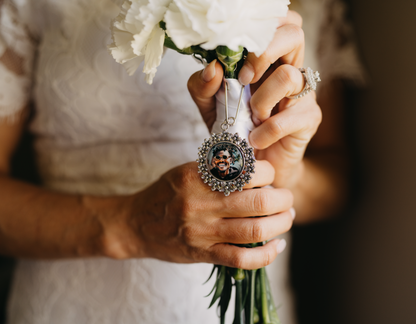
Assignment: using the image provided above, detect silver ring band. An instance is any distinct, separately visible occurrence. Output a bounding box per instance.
[287,67,321,99]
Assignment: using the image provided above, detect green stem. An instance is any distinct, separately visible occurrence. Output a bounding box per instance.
[216,46,244,79]
[265,271,281,324]
[248,270,257,324]
[260,267,270,324]
[234,279,244,324]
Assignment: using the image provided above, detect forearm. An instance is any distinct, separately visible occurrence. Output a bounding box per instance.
[0,174,131,259]
[290,150,348,224]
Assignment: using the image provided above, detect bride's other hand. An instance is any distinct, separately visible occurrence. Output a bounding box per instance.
[188,10,319,188]
[189,10,344,223]
[187,10,304,131]
[90,162,293,270]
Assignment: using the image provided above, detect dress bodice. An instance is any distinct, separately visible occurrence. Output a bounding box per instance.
[1,0,208,195]
[2,1,220,323]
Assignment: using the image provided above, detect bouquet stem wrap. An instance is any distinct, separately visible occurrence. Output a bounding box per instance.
[208,79,281,324]
[212,78,255,140]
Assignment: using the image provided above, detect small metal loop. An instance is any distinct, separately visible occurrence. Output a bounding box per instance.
[221,122,229,131]
[227,117,235,126]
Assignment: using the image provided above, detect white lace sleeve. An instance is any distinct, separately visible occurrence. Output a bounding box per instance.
[317,0,367,85]
[0,0,36,123]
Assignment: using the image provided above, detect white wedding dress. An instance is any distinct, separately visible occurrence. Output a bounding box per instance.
[0,0,365,323]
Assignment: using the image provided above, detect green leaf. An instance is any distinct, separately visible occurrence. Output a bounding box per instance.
[265,269,281,324]
[204,265,219,285]
[209,266,227,308]
[220,271,233,324]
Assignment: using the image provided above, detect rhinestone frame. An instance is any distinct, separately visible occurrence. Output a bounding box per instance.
[197,132,256,196]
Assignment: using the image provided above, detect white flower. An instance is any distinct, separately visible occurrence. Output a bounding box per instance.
[165,0,290,57]
[109,0,172,84]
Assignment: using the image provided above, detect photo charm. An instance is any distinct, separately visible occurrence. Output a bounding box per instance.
[197,132,256,196]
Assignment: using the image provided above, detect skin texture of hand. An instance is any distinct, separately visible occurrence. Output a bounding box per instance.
[93,161,293,270]
[188,10,321,190]
[0,118,291,268]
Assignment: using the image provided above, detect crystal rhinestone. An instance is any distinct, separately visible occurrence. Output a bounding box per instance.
[224,191,230,197]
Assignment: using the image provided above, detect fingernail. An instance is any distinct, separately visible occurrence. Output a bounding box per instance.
[290,207,296,220]
[252,115,261,127]
[202,59,216,83]
[238,62,254,85]
[276,239,287,254]
[248,131,259,149]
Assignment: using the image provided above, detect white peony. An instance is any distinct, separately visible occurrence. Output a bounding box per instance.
[109,0,172,84]
[164,0,290,57]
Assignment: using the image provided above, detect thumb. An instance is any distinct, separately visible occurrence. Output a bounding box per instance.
[188,59,223,130]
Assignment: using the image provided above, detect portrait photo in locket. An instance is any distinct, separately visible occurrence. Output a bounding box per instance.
[207,142,244,181]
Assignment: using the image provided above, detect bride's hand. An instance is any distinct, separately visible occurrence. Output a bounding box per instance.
[99,162,294,270]
[188,10,321,189]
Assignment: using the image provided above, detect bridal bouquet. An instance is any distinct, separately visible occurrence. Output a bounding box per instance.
[109,0,289,323]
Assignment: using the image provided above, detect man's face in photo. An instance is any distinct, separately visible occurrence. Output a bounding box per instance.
[212,150,232,173]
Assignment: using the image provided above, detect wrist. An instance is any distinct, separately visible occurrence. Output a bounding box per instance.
[81,193,145,260]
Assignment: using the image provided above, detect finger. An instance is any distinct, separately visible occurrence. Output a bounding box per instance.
[243,160,275,189]
[276,10,303,28]
[238,24,305,85]
[250,95,321,150]
[214,210,293,244]
[187,60,224,129]
[214,187,294,218]
[208,238,287,270]
[250,64,305,124]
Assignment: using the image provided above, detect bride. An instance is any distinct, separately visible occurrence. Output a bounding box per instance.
[0,0,363,323]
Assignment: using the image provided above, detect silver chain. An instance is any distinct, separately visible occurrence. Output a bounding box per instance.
[221,82,245,131]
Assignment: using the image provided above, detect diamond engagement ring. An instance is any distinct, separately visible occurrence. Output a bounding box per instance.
[287,67,321,99]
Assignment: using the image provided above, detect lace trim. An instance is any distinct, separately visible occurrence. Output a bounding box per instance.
[0,0,36,123]
[0,61,31,120]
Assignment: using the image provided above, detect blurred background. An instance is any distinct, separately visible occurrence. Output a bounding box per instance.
[291,0,416,323]
[1,0,416,323]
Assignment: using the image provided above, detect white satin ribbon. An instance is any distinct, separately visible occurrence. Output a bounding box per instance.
[211,78,255,141]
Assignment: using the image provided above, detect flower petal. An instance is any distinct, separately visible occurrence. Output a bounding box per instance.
[143,26,165,84]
